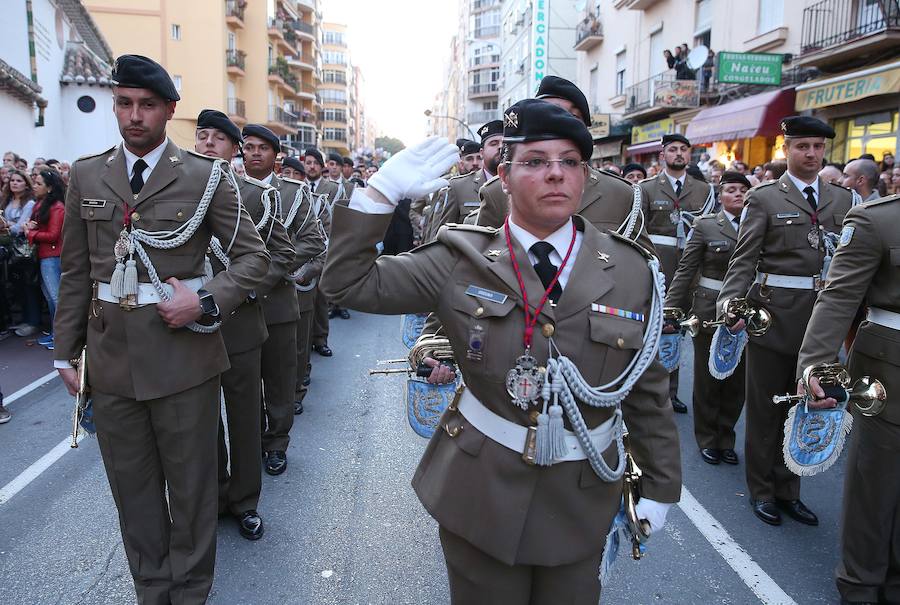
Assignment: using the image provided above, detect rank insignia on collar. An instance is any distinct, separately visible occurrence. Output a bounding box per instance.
[487,249,503,257]
[505,111,518,129]
[106,155,115,164]
[169,156,179,163]
[597,251,610,262]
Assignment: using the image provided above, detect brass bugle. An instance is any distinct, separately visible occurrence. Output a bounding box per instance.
[622,433,651,560]
[70,347,88,448]
[771,363,886,417]
[663,307,703,338]
[704,297,773,337]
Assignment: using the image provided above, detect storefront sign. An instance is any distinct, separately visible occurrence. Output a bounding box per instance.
[531,0,548,86]
[594,140,622,158]
[652,79,699,109]
[632,118,674,144]
[589,113,610,139]
[717,52,783,85]
[796,64,900,111]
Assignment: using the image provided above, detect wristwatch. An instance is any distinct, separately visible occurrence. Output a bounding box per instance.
[197,289,220,319]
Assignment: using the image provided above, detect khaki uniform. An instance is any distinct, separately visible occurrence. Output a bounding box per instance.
[321,206,681,603]
[54,141,269,604]
[665,211,745,450]
[718,172,852,503]
[260,175,324,452]
[293,193,328,404]
[428,169,488,239]
[216,176,297,514]
[797,194,900,603]
[640,172,712,403]
[310,177,340,349]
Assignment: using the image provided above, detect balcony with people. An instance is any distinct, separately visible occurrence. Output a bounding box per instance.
[574,13,603,51]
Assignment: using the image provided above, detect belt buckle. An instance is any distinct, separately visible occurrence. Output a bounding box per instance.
[119,293,137,311]
[813,274,824,291]
[521,426,537,465]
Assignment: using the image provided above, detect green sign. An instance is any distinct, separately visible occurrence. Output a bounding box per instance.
[717,52,783,85]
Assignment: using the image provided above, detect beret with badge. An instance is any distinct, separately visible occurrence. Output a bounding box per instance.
[622,162,647,178]
[781,115,835,139]
[304,148,324,166]
[112,54,180,101]
[661,133,691,148]
[502,98,594,161]
[719,170,751,188]
[460,140,482,155]
[478,120,504,144]
[282,156,305,174]
[242,124,281,153]
[535,75,592,127]
[196,109,242,144]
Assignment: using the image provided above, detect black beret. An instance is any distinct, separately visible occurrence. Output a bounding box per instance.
[327,152,343,164]
[781,116,835,139]
[460,141,482,155]
[112,54,180,101]
[719,170,751,188]
[282,156,305,173]
[305,149,324,166]
[456,138,474,152]
[502,99,593,161]
[535,76,591,127]
[196,109,242,144]
[661,133,691,148]
[623,163,647,178]
[242,124,280,152]
[477,120,504,143]
[342,156,354,166]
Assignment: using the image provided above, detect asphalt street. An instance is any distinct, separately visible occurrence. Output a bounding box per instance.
[0,311,848,604]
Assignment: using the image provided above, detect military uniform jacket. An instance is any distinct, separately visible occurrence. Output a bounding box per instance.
[798,194,900,425]
[476,167,655,252]
[639,172,712,281]
[321,206,681,567]
[429,169,487,238]
[278,176,328,313]
[665,210,738,331]
[718,173,853,355]
[55,141,270,401]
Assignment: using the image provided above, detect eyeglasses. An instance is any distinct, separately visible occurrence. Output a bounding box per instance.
[506,158,586,172]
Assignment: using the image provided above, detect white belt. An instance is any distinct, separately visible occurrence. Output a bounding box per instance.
[96,276,207,306]
[456,389,618,463]
[867,307,900,331]
[755,271,817,290]
[649,234,678,247]
[698,276,724,291]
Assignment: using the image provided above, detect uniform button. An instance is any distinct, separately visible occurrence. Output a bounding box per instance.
[474,306,484,317]
[131,212,140,222]
[786,220,793,225]
[176,210,184,219]
[616,337,625,348]
[88,210,94,217]
[541,323,554,338]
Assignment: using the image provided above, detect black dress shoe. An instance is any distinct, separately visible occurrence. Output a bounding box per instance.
[720,449,739,465]
[750,499,782,525]
[339,308,350,319]
[671,396,688,414]
[328,307,339,319]
[313,344,333,357]
[302,374,311,387]
[700,448,721,464]
[776,499,818,526]
[237,510,264,540]
[294,399,304,415]
[264,450,287,475]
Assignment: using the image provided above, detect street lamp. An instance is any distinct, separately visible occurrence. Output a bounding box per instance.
[424,109,477,140]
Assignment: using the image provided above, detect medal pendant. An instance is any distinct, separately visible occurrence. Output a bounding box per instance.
[505,353,545,410]
[669,210,681,225]
[807,229,820,249]
[114,229,130,261]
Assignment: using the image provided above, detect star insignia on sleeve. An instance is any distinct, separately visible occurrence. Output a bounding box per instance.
[597,251,610,262]
[487,249,503,257]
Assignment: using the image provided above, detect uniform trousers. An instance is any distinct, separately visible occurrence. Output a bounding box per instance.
[217,346,263,514]
[294,307,314,402]
[261,321,297,452]
[93,377,219,605]
[692,330,745,450]
[744,341,800,502]
[439,526,602,605]
[312,289,330,347]
[836,413,900,603]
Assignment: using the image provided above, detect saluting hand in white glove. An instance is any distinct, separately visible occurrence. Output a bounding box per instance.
[367,137,459,205]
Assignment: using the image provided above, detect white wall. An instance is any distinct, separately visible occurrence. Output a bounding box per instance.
[0,0,31,76]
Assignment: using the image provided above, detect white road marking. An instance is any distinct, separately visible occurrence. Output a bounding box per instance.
[5,370,58,406]
[678,487,798,605]
[0,435,82,505]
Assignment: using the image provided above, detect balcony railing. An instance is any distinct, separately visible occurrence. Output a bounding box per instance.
[470,54,500,68]
[226,49,246,71]
[467,110,500,123]
[471,0,500,12]
[319,111,348,123]
[225,0,245,22]
[226,97,245,118]
[801,0,900,55]
[474,26,500,38]
[624,71,699,115]
[575,15,603,51]
[292,20,315,36]
[297,81,317,95]
[469,82,498,95]
[323,129,348,142]
[269,106,299,128]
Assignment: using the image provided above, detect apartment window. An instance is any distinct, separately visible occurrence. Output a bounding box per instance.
[482,100,498,110]
[173,75,182,91]
[319,88,347,103]
[615,51,626,96]
[757,0,784,33]
[324,51,346,65]
[171,24,181,40]
[695,0,712,45]
[324,31,346,46]
[323,69,347,84]
[589,67,599,110]
[324,127,347,142]
[227,32,236,51]
[649,30,665,75]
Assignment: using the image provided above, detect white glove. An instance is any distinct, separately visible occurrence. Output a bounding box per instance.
[367,137,459,205]
[634,498,672,535]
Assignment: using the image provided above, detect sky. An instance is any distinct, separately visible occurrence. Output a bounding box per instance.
[322,0,459,147]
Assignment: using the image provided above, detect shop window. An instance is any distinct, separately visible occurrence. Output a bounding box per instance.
[830,111,898,164]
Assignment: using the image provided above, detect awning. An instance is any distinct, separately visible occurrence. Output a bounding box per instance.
[626,139,663,155]
[685,89,795,144]
[795,60,900,111]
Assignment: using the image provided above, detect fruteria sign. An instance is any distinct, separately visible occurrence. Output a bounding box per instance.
[717,52,783,85]
[796,63,900,110]
[632,118,674,144]
[532,0,548,86]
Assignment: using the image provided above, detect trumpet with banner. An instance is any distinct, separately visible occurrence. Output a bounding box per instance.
[772,363,887,476]
[707,297,772,380]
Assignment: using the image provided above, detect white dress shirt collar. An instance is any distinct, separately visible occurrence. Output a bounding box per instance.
[665,170,685,192]
[722,209,739,224]
[507,217,583,290]
[261,172,275,186]
[122,138,169,180]
[787,171,819,202]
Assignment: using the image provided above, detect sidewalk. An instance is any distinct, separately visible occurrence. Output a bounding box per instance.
[0,332,55,395]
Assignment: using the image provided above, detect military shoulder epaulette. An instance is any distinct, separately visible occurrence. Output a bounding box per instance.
[637,175,656,185]
[749,180,777,193]
[185,149,216,162]
[608,229,655,261]
[591,166,632,187]
[483,174,501,186]
[281,176,306,186]
[76,145,117,162]
[448,172,471,182]
[445,223,498,235]
[242,175,267,188]
[696,212,718,221]
[864,193,900,207]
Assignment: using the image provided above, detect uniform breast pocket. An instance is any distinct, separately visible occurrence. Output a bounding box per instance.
[80,202,115,250]
[149,201,193,229]
[889,247,900,266]
[450,285,516,372]
[586,313,645,380]
[831,213,846,229]
[768,214,808,249]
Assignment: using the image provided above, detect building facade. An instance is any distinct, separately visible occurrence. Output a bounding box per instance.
[319,21,350,157]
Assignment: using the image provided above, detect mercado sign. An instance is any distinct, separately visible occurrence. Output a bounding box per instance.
[796,62,900,110]
[632,118,674,144]
[717,52,783,85]
[532,0,548,86]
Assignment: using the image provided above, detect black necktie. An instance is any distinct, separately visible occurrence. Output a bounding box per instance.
[675,179,682,197]
[130,158,148,195]
[530,241,563,304]
[733,217,740,229]
[803,186,817,211]
[311,179,317,193]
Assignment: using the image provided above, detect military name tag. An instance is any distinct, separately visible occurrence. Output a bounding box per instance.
[463,201,480,207]
[465,285,508,305]
[707,240,729,248]
[81,199,107,208]
[651,199,673,210]
[776,212,800,219]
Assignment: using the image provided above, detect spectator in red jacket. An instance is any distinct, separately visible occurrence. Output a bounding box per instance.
[23,168,65,350]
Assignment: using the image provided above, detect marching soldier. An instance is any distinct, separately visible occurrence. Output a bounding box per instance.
[639,133,712,414]
[665,171,750,465]
[717,116,853,527]
[326,151,355,201]
[194,110,297,539]
[321,100,681,604]
[281,155,306,181]
[242,124,325,476]
[54,55,269,603]
[796,192,900,604]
